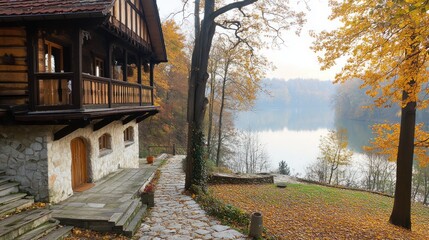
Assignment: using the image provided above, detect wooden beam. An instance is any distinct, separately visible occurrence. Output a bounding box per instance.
[93,116,120,131]
[122,114,139,125]
[54,121,89,141]
[136,110,158,123]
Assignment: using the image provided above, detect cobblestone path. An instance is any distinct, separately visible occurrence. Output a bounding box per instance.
[135,155,247,240]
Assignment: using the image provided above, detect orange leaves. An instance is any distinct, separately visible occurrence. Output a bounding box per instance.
[365,123,429,166]
[313,0,429,108]
[210,183,429,239]
[67,228,128,240]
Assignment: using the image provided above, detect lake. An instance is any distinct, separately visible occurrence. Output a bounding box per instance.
[234,107,373,176]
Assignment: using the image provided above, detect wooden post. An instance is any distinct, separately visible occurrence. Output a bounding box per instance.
[72,27,83,109]
[137,57,142,106]
[123,50,128,82]
[107,43,113,108]
[149,62,154,105]
[26,25,37,110]
[173,144,176,155]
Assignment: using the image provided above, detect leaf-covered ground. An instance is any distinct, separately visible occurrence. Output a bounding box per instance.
[210,184,429,239]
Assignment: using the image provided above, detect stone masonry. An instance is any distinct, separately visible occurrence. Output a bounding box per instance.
[0,126,49,201]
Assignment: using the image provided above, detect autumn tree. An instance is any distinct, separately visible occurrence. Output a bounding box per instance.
[232,130,269,173]
[319,129,353,185]
[139,20,189,151]
[312,0,429,229]
[365,123,429,201]
[361,153,396,195]
[205,35,268,166]
[185,0,305,189]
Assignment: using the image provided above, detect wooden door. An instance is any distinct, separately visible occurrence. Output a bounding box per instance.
[70,137,88,191]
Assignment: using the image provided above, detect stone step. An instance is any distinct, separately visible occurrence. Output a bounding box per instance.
[38,225,73,240]
[114,199,142,233]
[0,209,51,240]
[0,170,5,176]
[0,198,34,218]
[16,219,59,240]
[0,182,19,197]
[123,204,147,237]
[0,193,27,206]
[0,178,9,185]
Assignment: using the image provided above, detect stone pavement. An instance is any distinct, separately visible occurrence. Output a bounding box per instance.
[135,155,248,240]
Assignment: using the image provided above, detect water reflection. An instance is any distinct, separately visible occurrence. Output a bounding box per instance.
[334,118,373,153]
[235,107,373,175]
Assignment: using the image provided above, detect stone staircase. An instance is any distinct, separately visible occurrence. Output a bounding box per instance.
[0,170,73,240]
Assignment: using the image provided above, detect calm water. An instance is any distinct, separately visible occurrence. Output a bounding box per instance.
[235,107,373,176]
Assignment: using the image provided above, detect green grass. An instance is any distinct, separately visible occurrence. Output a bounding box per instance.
[210,183,429,239]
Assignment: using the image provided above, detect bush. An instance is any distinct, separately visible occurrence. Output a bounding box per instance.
[279,160,290,175]
[190,185,250,229]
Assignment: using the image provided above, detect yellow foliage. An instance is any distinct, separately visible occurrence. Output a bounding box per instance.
[312,0,429,108]
[365,123,429,167]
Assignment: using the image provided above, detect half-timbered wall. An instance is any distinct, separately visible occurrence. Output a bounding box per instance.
[0,27,28,105]
[111,0,151,46]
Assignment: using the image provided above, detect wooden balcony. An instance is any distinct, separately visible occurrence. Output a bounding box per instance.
[34,73,153,110]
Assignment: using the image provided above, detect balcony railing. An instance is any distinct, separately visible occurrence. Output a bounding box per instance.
[34,72,153,110]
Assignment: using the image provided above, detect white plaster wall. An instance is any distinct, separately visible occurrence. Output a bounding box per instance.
[48,120,139,203]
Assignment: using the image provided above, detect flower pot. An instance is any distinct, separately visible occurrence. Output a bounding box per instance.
[141,192,154,207]
[147,156,154,164]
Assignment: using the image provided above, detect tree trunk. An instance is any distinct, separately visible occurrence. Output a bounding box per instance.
[424,171,428,205]
[206,69,216,159]
[185,0,258,189]
[216,62,229,166]
[185,0,216,190]
[389,91,416,230]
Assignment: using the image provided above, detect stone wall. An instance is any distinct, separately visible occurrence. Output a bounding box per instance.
[208,173,274,185]
[0,120,140,203]
[0,126,50,201]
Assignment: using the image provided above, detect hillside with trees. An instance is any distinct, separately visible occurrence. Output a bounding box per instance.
[253,78,336,110]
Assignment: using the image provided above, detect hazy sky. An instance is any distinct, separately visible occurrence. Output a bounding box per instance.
[156,0,341,81]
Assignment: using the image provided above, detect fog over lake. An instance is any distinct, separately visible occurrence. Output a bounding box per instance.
[235,80,372,177]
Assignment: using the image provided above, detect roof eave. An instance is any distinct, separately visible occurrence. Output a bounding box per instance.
[141,0,168,63]
[0,11,107,22]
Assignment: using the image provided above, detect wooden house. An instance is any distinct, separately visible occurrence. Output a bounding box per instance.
[0,0,167,203]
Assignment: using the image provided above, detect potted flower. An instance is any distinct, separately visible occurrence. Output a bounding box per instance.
[146,155,154,164]
[141,183,155,207]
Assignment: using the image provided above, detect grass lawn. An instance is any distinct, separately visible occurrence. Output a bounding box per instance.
[210,183,429,239]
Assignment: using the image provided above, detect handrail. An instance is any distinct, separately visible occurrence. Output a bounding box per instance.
[33,72,153,109]
[35,72,74,79]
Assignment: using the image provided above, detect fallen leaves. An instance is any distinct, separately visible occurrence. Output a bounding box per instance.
[65,227,128,240]
[210,183,429,239]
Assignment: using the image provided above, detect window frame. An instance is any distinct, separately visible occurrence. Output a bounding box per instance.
[99,133,112,156]
[124,126,134,146]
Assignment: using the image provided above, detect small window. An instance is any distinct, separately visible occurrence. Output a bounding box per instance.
[44,41,63,73]
[95,57,104,77]
[99,134,112,151]
[124,127,134,145]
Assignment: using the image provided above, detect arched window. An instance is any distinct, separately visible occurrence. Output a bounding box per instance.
[124,126,134,145]
[99,133,112,151]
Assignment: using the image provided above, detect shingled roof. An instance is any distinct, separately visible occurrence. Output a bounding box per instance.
[0,0,114,17]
